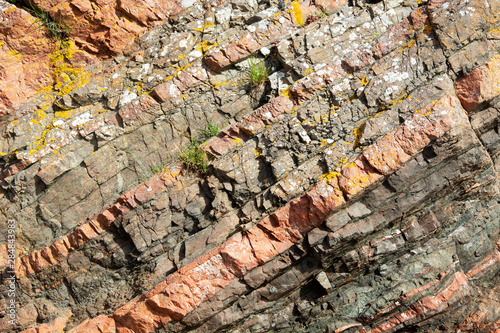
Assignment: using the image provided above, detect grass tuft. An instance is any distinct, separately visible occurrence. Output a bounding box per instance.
[7,0,70,40]
[247,57,269,87]
[179,140,209,174]
[179,120,220,175]
[200,119,220,141]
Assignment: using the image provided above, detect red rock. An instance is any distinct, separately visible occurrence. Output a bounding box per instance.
[147,279,197,320]
[363,134,411,175]
[113,251,236,331]
[113,300,167,333]
[204,50,231,71]
[409,6,429,29]
[246,227,280,264]
[206,97,293,155]
[135,178,166,203]
[78,223,100,241]
[183,254,235,300]
[14,259,27,278]
[50,238,70,261]
[456,54,500,111]
[39,247,58,266]
[220,233,260,276]
[313,0,347,13]
[465,250,500,278]
[426,0,449,11]
[338,157,383,198]
[257,96,294,121]
[266,207,303,242]
[372,17,414,59]
[37,309,72,333]
[153,82,182,102]
[28,250,50,273]
[68,315,114,333]
[0,5,55,115]
[119,95,159,122]
[369,271,471,333]
[364,94,464,174]
[290,62,347,104]
[97,209,117,229]
[343,50,375,71]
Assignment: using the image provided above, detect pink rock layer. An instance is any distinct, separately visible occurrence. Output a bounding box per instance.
[7,166,182,279]
[66,93,468,333]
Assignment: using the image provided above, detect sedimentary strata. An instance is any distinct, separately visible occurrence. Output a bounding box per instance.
[0,0,499,332]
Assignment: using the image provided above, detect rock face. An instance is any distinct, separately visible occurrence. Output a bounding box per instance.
[0,0,499,332]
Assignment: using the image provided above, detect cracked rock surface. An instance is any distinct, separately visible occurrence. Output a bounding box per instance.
[0,0,499,332]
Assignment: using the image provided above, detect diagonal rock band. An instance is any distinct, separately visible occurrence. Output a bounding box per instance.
[0,0,499,332]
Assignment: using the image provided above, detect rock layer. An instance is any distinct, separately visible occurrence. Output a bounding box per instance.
[0,0,499,332]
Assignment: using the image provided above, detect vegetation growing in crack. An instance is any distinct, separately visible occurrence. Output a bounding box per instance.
[7,0,70,40]
[200,119,220,141]
[179,140,209,174]
[179,120,221,175]
[247,57,270,87]
[134,158,168,181]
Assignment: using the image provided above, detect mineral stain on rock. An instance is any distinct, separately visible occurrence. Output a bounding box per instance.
[0,0,499,332]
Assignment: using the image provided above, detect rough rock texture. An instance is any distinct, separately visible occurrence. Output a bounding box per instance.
[0,0,499,332]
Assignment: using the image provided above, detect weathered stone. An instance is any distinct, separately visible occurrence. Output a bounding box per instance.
[3,1,500,333]
[456,54,500,111]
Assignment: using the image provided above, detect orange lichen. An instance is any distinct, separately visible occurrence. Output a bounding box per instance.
[360,75,369,86]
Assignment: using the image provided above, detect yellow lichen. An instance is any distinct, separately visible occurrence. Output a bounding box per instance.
[194,21,216,32]
[196,40,218,53]
[254,148,262,158]
[353,124,364,148]
[399,39,415,53]
[47,39,91,96]
[49,39,77,65]
[290,1,304,26]
[233,137,242,146]
[54,109,74,120]
[29,124,56,156]
[320,171,340,184]
[360,75,369,86]
[7,50,21,60]
[279,87,291,98]
[52,64,90,96]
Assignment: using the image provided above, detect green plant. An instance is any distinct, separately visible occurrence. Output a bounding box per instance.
[179,140,209,174]
[200,120,220,141]
[133,157,168,181]
[9,0,70,40]
[151,161,168,175]
[317,8,327,19]
[247,57,269,87]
